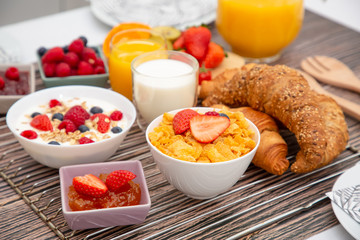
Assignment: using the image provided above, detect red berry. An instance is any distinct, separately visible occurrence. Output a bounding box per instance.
[203,42,225,69]
[20,130,38,139]
[41,47,64,63]
[77,61,93,75]
[64,105,90,127]
[190,115,230,143]
[68,39,84,55]
[94,66,105,74]
[5,67,20,81]
[95,57,105,67]
[172,109,200,134]
[110,110,123,121]
[43,62,56,77]
[30,114,53,131]
[64,52,79,68]
[55,62,71,77]
[49,99,62,108]
[198,69,212,85]
[105,170,136,191]
[90,113,111,133]
[58,119,77,133]
[79,137,94,144]
[0,76,5,90]
[183,26,211,61]
[205,111,220,116]
[173,34,185,50]
[73,174,108,198]
[82,47,97,65]
[70,68,78,76]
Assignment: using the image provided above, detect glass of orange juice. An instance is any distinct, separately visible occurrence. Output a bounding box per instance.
[216,0,304,63]
[109,28,166,100]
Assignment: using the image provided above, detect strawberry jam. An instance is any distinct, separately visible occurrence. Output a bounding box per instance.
[68,173,141,211]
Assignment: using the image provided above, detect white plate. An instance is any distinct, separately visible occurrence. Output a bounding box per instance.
[331,162,360,240]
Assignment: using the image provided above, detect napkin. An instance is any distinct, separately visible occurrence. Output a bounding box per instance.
[326,185,360,223]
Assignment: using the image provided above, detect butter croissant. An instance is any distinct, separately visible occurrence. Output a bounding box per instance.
[203,64,349,173]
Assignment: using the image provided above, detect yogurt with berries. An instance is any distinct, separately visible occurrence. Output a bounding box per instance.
[15,97,128,145]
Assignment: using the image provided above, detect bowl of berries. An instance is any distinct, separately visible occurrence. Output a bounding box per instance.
[37,36,109,88]
[6,85,136,168]
[0,64,35,113]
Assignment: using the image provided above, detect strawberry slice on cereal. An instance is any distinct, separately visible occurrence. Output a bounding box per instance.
[190,115,230,143]
[172,109,199,134]
[30,114,53,131]
[91,113,111,133]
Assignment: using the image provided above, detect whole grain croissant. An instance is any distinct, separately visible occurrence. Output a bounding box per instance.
[213,105,289,175]
[203,64,349,173]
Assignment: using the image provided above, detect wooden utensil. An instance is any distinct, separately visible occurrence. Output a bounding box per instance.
[298,70,360,121]
[301,55,360,93]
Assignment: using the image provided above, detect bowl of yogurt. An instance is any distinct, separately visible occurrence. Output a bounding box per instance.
[6,85,136,168]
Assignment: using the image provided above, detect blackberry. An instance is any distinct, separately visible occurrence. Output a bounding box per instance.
[111,126,123,134]
[90,106,103,114]
[219,113,229,119]
[52,113,64,121]
[78,125,90,133]
[79,36,88,46]
[37,47,47,56]
[48,141,60,145]
[31,112,41,118]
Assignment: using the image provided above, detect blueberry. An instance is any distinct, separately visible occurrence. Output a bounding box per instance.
[52,113,64,121]
[78,125,90,133]
[79,36,88,46]
[111,126,122,134]
[219,113,229,119]
[90,106,103,114]
[48,141,60,145]
[31,112,41,118]
[37,47,47,56]
[63,45,69,53]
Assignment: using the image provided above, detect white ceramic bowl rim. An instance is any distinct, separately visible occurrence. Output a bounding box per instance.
[146,107,261,166]
[6,85,137,148]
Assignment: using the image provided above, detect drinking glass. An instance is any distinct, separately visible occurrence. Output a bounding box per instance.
[216,0,304,63]
[109,28,166,100]
[131,50,199,131]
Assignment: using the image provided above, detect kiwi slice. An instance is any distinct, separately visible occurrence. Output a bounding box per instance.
[153,26,181,42]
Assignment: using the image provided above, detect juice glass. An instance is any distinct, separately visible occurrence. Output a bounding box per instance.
[216,0,304,63]
[109,29,166,100]
[131,50,199,131]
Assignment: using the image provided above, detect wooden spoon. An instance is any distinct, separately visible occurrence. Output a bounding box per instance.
[301,56,360,93]
[298,70,360,121]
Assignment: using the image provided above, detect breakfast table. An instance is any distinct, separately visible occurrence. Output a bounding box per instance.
[1,6,360,240]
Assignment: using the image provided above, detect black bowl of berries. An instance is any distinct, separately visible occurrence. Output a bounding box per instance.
[37,36,109,88]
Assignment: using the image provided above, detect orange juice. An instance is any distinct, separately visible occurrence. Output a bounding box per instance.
[216,0,303,61]
[109,32,165,100]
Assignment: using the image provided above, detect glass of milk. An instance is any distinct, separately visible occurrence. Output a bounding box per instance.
[131,50,199,131]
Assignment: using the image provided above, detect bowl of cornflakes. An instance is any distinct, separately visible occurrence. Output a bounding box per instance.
[146,107,260,199]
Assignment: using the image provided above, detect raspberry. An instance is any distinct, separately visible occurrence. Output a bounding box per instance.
[95,57,105,67]
[41,47,64,63]
[64,105,90,127]
[64,52,79,68]
[94,66,105,74]
[68,39,84,55]
[204,111,220,116]
[49,99,62,108]
[110,110,123,121]
[90,113,111,133]
[0,76,5,90]
[79,137,94,144]
[58,119,77,133]
[77,61,93,75]
[55,62,71,77]
[70,68,77,76]
[5,67,20,81]
[20,130,38,139]
[43,62,56,77]
[82,47,97,65]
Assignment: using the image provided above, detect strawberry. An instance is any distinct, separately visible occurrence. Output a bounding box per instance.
[183,26,211,61]
[73,174,108,198]
[105,170,136,191]
[90,113,111,133]
[49,99,62,108]
[5,67,20,81]
[30,114,53,131]
[64,105,90,127]
[203,42,225,69]
[20,130,38,139]
[41,47,64,63]
[198,68,211,85]
[190,115,230,143]
[58,119,77,133]
[172,109,200,134]
[173,33,185,50]
[79,137,94,144]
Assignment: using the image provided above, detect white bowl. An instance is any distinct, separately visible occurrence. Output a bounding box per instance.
[6,85,136,168]
[145,107,260,199]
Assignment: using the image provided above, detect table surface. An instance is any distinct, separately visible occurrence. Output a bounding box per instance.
[1,9,360,240]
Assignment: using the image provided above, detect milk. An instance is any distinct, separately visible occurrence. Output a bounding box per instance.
[133,59,197,123]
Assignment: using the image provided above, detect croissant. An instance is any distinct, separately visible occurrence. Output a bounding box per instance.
[213,105,289,175]
[203,64,349,173]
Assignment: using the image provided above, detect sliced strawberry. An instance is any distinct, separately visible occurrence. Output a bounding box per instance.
[105,170,136,191]
[190,115,230,143]
[90,113,111,133]
[78,137,94,144]
[73,174,108,198]
[172,109,200,134]
[49,99,62,108]
[30,114,53,131]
